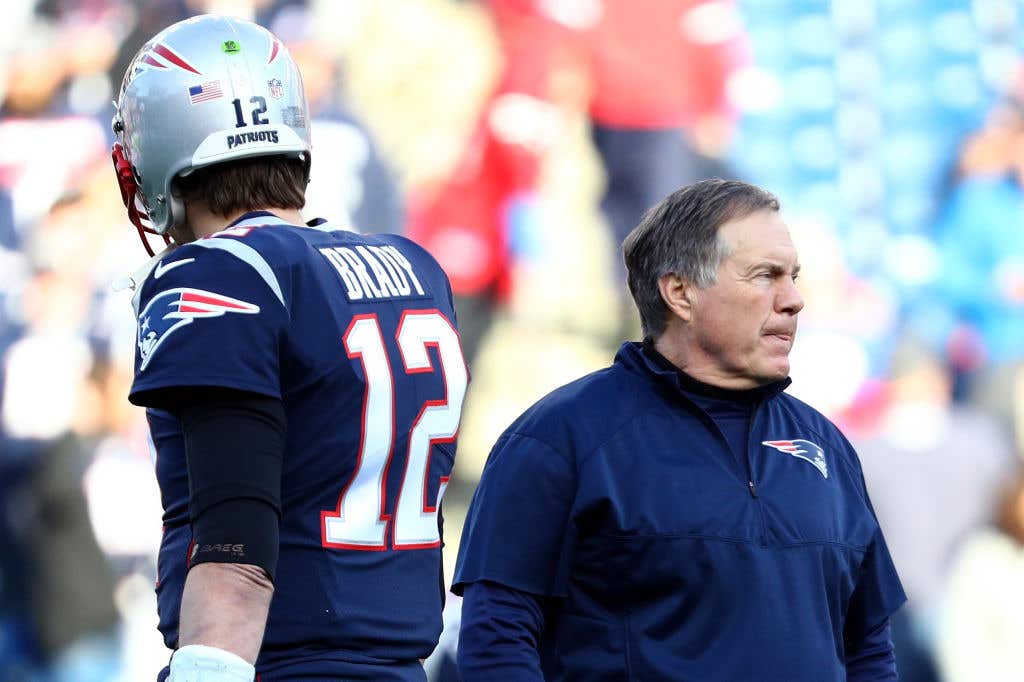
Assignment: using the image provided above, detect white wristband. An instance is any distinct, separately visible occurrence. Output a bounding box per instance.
[168,644,256,682]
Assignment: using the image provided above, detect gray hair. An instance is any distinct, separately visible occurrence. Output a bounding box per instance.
[622,179,780,339]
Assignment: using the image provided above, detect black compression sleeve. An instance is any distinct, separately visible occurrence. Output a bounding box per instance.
[177,390,286,581]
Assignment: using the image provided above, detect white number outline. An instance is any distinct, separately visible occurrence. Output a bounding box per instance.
[320,309,466,550]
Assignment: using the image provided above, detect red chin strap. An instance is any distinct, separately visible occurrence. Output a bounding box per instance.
[111,142,171,257]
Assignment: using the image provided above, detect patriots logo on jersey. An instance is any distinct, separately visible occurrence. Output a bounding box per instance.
[762,439,828,479]
[137,287,260,371]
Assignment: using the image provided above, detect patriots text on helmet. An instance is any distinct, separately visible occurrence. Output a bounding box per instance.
[227,130,280,149]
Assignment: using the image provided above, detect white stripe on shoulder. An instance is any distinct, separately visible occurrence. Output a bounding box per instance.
[231,214,294,229]
[229,214,349,233]
[191,238,286,308]
[309,219,349,233]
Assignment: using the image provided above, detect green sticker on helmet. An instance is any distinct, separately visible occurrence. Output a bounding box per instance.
[222,40,241,54]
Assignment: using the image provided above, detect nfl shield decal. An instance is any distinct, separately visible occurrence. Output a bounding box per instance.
[762,439,828,479]
[137,288,260,371]
[268,78,284,99]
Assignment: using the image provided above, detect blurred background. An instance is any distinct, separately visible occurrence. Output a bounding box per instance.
[1,0,1024,680]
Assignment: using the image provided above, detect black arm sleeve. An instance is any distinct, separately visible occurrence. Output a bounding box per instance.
[173,389,286,581]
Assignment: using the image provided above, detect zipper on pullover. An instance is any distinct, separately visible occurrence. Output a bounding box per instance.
[746,402,770,546]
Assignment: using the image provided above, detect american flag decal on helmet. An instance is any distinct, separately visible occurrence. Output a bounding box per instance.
[189,81,224,104]
[137,287,260,371]
[762,439,828,479]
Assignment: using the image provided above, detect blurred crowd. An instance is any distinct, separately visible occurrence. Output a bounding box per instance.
[1,0,1024,680]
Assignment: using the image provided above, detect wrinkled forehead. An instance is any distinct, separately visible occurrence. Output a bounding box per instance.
[717,210,798,264]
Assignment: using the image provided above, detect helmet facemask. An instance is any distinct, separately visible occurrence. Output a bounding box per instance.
[111,138,172,257]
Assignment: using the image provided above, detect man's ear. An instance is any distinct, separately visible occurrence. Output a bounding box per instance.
[658,272,695,323]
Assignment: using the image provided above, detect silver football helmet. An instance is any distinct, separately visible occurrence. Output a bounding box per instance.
[112,15,311,254]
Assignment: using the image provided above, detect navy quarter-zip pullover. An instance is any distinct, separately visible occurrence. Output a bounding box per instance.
[454,342,906,681]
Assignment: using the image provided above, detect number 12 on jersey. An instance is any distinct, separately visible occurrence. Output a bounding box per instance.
[321,310,467,550]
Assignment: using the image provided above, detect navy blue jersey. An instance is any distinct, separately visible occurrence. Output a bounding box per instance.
[130,212,467,679]
[454,342,905,681]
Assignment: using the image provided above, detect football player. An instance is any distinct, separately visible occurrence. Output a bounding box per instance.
[112,15,467,682]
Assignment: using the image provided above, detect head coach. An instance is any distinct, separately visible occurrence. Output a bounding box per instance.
[452,179,906,681]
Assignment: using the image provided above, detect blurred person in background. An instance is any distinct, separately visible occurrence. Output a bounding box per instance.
[111,14,466,682]
[0,90,145,670]
[937,469,1024,682]
[0,258,122,680]
[453,180,905,681]
[583,0,747,282]
[0,6,132,677]
[270,4,405,235]
[409,0,748,362]
[856,340,1017,682]
[1,20,113,249]
[405,0,564,365]
[929,93,1024,433]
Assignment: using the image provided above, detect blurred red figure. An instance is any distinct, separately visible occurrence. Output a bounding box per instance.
[408,0,749,357]
[587,0,744,130]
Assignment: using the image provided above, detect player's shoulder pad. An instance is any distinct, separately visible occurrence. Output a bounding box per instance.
[140,235,287,311]
[340,231,455,303]
[369,233,447,277]
[204,220,310,268]
[370,232,432,257]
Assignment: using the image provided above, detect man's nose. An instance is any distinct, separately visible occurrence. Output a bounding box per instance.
[777,277,804,315]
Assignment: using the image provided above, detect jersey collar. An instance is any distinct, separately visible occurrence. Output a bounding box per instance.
[228,210,294,228]
[228,211,337,231]
[616,341,791,402]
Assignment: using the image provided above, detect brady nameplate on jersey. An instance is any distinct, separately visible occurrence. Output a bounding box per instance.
[319,244,427,302]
